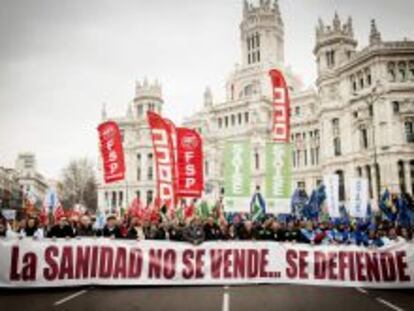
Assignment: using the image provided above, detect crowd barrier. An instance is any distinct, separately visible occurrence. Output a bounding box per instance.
[0,238,413,288]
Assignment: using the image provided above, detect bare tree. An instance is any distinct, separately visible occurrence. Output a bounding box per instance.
[60,158,97,212]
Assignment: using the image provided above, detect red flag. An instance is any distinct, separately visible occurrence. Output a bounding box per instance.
[184,202,195,219]
[39,204,49,226]
[128,198,144,219]
[147,111,177,208]
[97,121,125,183]
[54,203,65,222]
[269,69,291,143]
[176,128,204,197]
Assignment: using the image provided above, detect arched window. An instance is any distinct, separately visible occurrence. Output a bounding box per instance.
[254,151,260,170]
[335,170,345,201]
[398,160,406,193]
[118,191,123,208]
[398,61,407,82]
[410,160,414,194]
[111,191,117,210]
[147,153,153,180]
[356,166,362,177]
[387,62,396,82]
[146,190,153,206]
[409,61,414,81]
[366,165,373,199]
[137,153,141,181]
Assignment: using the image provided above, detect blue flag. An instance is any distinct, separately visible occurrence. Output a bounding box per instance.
[303,185,326,220]
[291,188,308,219]
[396,195,414,228]
[379,189,397,222]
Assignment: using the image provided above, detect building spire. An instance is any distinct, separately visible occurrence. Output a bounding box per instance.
[369,19,382,45]
[333,11,341,31]
[243,0,249,17]
[101,102,107,120]
[204,86,213,108]
[273,0,280,15]
[347,16,354,37]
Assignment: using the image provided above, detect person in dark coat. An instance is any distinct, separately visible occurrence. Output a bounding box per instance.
[76,215,95,237]
[48,217,75,238]
[203,217,221,241]
[168,221,184,241]
[284,221,301,242]
[183,217,205,245]
[101,215,122,239]
[238,220,260,240]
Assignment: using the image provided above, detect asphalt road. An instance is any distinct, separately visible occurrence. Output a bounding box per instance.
[1,285,413,311]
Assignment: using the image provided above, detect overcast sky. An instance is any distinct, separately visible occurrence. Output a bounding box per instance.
[0,0,413,179]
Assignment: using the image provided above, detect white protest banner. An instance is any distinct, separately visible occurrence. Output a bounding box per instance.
[349,178,368,218]
[1,238,414,288]
[1,209,16,220]
[324,174,340,218]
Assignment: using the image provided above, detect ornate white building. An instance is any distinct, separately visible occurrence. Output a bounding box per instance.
[98,79,163,212]
[183,0,414,205]
[98,0,414,212]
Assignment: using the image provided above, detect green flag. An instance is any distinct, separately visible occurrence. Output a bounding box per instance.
[265,143,292,214]
[197,201,210,219]
[223,141,251,213]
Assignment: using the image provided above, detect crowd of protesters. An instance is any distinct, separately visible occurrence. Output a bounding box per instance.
[0,194,413,248]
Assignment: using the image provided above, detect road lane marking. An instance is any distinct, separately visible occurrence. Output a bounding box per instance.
[54,289,88,306]
[355,287,368,294]
[222,286,230,311]
[376,298,404,311]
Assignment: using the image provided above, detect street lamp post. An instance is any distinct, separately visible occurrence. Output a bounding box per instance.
[353,80,384,202]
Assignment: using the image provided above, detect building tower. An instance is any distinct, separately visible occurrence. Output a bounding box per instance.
[314,13,357,78]
[133,78,163,120]
[240,0,284,67]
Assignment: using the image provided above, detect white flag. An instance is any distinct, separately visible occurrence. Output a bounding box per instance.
[324,174,340,218]
[349,178,368,218]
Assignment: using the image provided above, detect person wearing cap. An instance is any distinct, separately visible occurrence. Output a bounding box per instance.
[100,215,122,239]
[47,217,75,238]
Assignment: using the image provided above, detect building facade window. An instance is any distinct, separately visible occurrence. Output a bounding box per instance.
[245,112,249,123]
[387,62,396,82]
[405,120,414,143]
[366,165,373,199]
[218,118,222,128]
[118,191,123,208]
[398,160,406,193]
[111,191,117,209]
[336,170,345,201]
[254,151,260,170]
[137,153,141,181]
[334,137,341,156]
[147,153,153,180]
[332,118,341,156]
[360,127,369,149]
[147,190,153,205]
[392,101,400,114]
[411,160,414,194]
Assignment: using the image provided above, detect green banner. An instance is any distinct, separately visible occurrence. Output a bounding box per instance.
[265,143,292,214]
[223,141,251,213]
